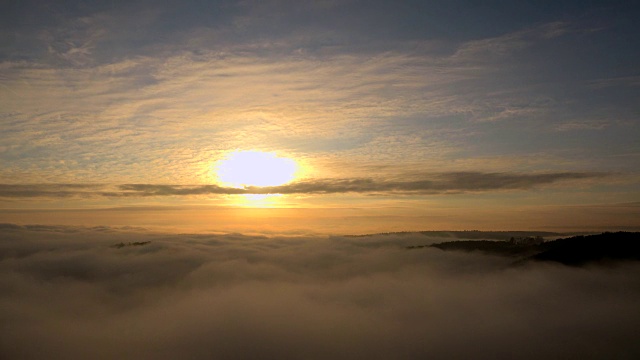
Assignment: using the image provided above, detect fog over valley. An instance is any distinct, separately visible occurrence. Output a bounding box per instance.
[2,225,639,359]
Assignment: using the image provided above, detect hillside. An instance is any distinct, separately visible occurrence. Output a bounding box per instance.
[427,232,640,266]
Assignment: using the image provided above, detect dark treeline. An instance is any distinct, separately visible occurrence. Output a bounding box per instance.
[425,232,640,266]
[348,230,563,240]
[110,241,151,249]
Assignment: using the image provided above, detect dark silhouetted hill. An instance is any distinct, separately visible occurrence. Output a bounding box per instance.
[427,232,640,266]
[531,232,640,266]
[349,230,562,240]
[427,240,540,257]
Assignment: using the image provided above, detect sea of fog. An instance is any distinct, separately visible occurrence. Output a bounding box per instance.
[1,224,639,359]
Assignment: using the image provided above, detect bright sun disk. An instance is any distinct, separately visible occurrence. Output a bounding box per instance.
[214,151,298,188]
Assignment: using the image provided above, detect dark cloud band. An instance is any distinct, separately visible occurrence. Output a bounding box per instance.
[0,172,604,198]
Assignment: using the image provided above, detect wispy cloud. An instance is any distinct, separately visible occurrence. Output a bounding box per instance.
[555,120,611,132]
[2,36,628,184]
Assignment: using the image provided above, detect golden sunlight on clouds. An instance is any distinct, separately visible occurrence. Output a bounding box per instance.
[213,150,299,188]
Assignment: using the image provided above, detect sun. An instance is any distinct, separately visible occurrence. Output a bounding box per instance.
[214,150,299,188]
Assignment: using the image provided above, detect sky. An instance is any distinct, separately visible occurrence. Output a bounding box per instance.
[1,0,639,234]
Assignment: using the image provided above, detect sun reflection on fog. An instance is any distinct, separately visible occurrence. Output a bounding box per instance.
[231,194,285,208]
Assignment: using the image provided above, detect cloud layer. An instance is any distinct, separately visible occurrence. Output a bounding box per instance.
[0,171,603,198]
[1,225,639,359]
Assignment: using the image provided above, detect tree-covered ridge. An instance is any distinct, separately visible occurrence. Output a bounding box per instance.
[348,230,562,240]
[110,241,151,249]
[426,232,640,266]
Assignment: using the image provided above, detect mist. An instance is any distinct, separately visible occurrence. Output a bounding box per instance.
[1,225,639,359]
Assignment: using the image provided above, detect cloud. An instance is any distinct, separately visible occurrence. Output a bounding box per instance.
[1,225,639,359]
[555,120,611,132]
[1,16,637,185]
[0,184,105,198]
[451,21,574,63]
[256,171,602,194]
[0,172,605,199]
[0,49,474,183]
[117,171,606,196]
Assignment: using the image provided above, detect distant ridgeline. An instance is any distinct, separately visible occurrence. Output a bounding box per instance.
[414,232,640,266]
[347,230,563,239]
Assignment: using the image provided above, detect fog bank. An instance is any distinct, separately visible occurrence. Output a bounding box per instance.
[1,225,639,359]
